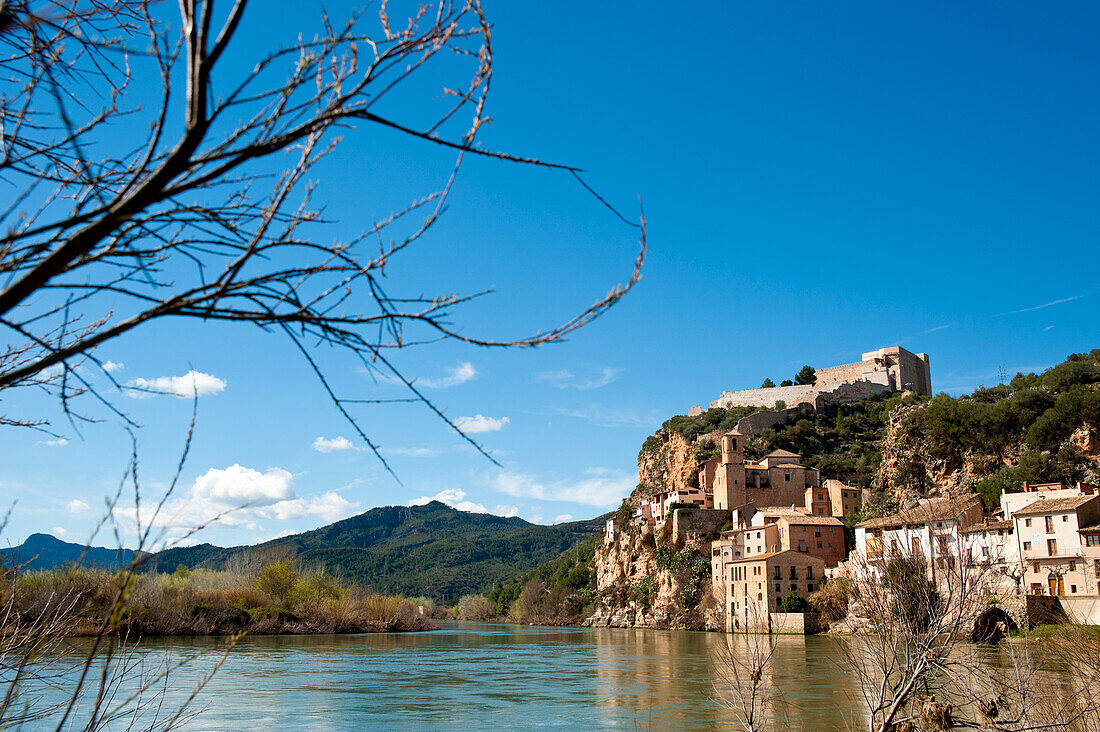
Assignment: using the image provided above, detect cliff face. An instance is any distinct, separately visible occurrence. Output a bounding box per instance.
[637,431,697,497]
[584,514,724,631]
[875,400,1100,506]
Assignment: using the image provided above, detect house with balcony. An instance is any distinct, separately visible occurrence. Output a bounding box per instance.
[1012,494,1100,597]
[854,494,984,580]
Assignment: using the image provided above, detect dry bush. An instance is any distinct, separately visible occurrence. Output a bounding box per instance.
[455,594,495,621]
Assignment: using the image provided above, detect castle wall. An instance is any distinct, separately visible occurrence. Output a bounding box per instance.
[814,360,873,386]
[711,384,818,409]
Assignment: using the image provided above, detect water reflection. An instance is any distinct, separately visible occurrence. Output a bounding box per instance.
[42,624,1061,730]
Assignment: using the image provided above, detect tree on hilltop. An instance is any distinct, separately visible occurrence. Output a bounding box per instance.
[761,378,776,388]
[794,365,817,386]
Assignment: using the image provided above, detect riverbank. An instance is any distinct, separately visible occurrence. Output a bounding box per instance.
[6,562,435,637]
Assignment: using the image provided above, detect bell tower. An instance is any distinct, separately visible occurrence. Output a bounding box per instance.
[714,430,746,510]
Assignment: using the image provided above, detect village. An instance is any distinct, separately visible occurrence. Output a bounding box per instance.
[605,347,1100,634]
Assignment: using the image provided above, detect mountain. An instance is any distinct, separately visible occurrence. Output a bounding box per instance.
[148,501,608,602]
[4,532,138,571]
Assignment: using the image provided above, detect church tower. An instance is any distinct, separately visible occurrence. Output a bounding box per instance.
[714,430,746,510]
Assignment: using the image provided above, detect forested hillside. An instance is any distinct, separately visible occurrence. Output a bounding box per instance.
[148,501,606,602]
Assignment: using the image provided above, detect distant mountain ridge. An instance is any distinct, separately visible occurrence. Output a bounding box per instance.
[4,532,138,571]
[148,501,607,602]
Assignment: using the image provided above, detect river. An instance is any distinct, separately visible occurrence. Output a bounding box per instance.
[68,621,870,730]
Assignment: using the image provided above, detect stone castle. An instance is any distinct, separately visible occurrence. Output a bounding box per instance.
[688,345,931,416]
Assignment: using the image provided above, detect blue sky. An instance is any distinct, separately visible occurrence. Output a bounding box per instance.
[4,1,1099,548]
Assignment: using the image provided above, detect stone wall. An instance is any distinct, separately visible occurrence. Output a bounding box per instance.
[814,360,873,386]
[671,508,730,547]
[711,384,818,410]
[769,612,806,634]
[1060,597,1100,625]
[734,406,804,437]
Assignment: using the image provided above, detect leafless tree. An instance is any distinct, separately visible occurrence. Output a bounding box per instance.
[713,605,793,732]
[842,541,1098,731]
[2,413,238,730]
[0,0,646,471]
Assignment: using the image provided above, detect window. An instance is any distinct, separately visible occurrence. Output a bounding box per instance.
[1087,535,1100,547]
[798,540,808,552]
[789,565,797,579]
[1069,561,1076,571]
[815,530,822,537]
[1063,515,1069,522]
[807,583,815,592]
[1045,516,1054,533]
[1025,518,1032,527]
[774,566,781,579]
[1023,542,1032,550]
[806,566,814,579]
[1034,563,1039,573]
[1048,539,1058,556]
[1071,585,1077,593]
[775,584,780,593]
[784,474,791,483]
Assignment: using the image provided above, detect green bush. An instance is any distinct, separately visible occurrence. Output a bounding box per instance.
[780,590,807,613]
[256,560,299,606]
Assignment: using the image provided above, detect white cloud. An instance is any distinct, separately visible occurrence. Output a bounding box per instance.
[385,446,439,458]
[419,362,477,389]
[492,470,633,508]
[312,436,359,453]
[67,499,90,514]
[494,505,519,518]
[553,514,574,523]
[102,360,125,373]
[997,295,1079,316]
[537,367,621,390]
[38,437,69,447]
[52,526,69,537]
[115,464,359,534]
[455,414,509,434]
[125,370,226,399]
[410,488,488,514]
[1044,325,1055,331]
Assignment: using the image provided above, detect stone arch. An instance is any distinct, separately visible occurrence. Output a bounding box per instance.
[972,607,1018,644]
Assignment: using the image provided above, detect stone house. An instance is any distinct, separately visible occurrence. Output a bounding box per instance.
[711,432,821,516]
[1013,494,1100,597]
[756,508,846,567]
[725,550,825,632]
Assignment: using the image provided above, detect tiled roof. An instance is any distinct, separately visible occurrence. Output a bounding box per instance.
[760,508,842,526]
[1079,522,1100,534]
[765,449,800,458]
[1013,495,1098,517]
[858,494,983,529]
[962,519,1013,534]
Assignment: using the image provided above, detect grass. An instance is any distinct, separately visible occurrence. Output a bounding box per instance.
[5,562,433,636]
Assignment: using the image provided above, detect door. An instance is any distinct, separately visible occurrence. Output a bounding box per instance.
[1048,576,1065,596]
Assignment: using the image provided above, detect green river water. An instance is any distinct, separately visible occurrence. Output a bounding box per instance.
[106,621,868,730]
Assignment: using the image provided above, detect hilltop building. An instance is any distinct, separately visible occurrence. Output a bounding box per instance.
[688,345,931,414]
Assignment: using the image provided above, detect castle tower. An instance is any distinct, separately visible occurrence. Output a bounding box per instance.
[714,430,746,510]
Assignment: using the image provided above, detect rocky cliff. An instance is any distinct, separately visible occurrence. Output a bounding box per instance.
[584,511,726,630]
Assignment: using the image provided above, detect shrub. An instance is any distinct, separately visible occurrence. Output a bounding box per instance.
[255,560,299,606]
[456,594,495,620]
[779,590,807,613]
[761,378,775,388]
[775,400,787,410]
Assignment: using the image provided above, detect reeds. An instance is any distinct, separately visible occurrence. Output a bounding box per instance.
[3,565,433,637]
